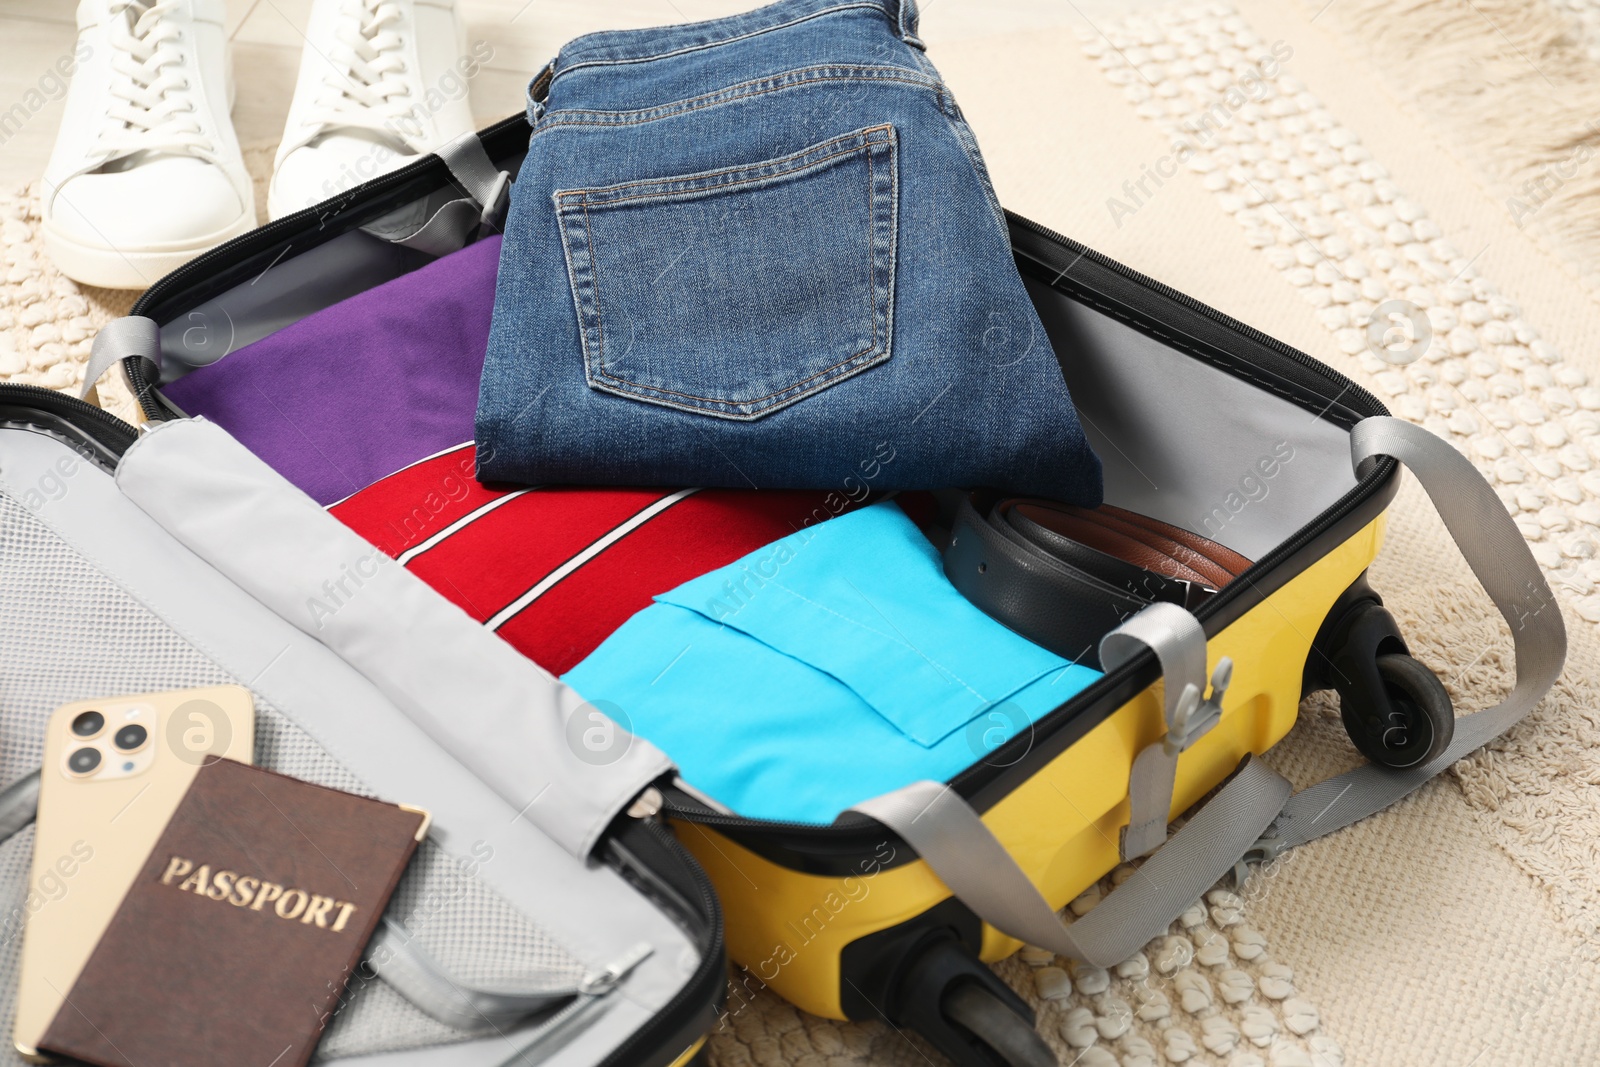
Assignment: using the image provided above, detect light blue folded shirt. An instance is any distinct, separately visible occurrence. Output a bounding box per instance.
[563,501,1101,823]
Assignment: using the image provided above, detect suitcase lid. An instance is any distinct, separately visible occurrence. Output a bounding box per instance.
[0,384,724,1067]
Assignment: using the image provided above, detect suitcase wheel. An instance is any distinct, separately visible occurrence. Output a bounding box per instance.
[941,983,1055,1067]
[1309,576,1454,770]
[1349,652,1454,769]
[892,934,1054,1067]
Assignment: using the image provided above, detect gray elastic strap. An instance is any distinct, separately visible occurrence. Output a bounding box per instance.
[1099,602,1224,859]
[437,131,505,211]
[378,133,510,254]
[852,757,1289,968]
[366,919,584,1030]
[117,419,674,859]
[392,199,495,255]
[1251,416,1567,860]
[367,921,653,1031]
[439,131,510,229]
[80,316,160,400]
[0,771,40,842]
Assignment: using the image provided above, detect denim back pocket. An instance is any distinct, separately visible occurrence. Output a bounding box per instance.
[554,124,899,420]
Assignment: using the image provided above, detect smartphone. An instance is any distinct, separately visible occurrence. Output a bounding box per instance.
[13,685,256,1061]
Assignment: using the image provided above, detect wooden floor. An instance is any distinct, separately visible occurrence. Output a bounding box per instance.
[0,0,1142,187]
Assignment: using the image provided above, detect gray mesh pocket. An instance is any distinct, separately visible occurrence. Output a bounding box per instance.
[0,491,585,1061]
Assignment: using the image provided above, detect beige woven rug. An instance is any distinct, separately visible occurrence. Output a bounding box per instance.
[5,1,1600,1063]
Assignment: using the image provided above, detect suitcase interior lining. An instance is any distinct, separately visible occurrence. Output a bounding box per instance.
[0,429,703,1067]
[1027,278,1357,561]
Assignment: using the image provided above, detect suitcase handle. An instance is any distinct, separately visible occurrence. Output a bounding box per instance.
[853,417,1566,967]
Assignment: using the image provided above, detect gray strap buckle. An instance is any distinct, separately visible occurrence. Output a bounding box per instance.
[1230,818,1289,889]
[1119,660,1231,860]
[1100,602,1231,860]
[379,132,512,254]
[1164,661,1230,757]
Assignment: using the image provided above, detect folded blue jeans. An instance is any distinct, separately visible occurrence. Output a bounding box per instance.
[478,0,1103,503]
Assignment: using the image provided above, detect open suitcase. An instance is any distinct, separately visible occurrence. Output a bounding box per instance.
[19,69,1567,1067]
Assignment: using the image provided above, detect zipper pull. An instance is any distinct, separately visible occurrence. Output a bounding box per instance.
[626,786,663,820]
[578,941,655,996]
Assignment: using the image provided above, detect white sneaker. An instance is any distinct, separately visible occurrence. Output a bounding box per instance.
[268,0,478,220]
[41,0,256,290]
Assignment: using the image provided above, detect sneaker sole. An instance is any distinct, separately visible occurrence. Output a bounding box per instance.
[41,214,259,291]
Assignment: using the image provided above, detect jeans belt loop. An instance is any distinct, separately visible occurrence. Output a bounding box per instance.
[893,0,926,49]
[526,61,554,124]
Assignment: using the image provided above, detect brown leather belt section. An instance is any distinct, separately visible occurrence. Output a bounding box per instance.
[941,497,1252,667]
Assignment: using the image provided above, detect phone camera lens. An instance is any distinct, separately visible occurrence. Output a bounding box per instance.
[113,724,148,752]
[67,748,102,776]
[71,711,104,737]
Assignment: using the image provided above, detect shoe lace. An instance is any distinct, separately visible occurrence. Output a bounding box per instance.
[99,0,212,159]
[303,0,418,143]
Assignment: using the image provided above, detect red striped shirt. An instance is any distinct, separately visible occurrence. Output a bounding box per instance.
[329,445,916,674]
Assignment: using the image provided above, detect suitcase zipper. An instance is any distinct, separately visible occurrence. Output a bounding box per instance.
[0,383,140,460]
[578,941,656,996]
[598,818,726,1067]
[1005,210,1387,425]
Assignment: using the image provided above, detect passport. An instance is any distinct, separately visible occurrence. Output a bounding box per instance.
[41,758,427,1067]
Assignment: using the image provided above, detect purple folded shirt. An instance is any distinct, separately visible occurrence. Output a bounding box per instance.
[161,235,500,505]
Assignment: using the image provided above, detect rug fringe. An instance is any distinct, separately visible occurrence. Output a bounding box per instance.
[1321,0,1600,293]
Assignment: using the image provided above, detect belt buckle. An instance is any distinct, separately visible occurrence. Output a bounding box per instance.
[1176,578,1219,611]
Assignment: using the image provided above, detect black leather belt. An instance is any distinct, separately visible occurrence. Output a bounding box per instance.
[942,497,1250,667]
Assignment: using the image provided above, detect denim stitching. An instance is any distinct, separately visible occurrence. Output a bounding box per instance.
[565,140,883,211]
[569,137,891,413]
[532,68,939,135]
[550,3,895,82]
[554,188,607,402]
[876,118,898,377]
[931,89,1008,240]
[589,133,894,412]
[580,200,605,388]
[866,144,880,359]
[559,124,892,201]
[582,133,878,406]
[539,77,932,136]
[597,344,887,412]
[542,66,937,124]
[558,130,898,418]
